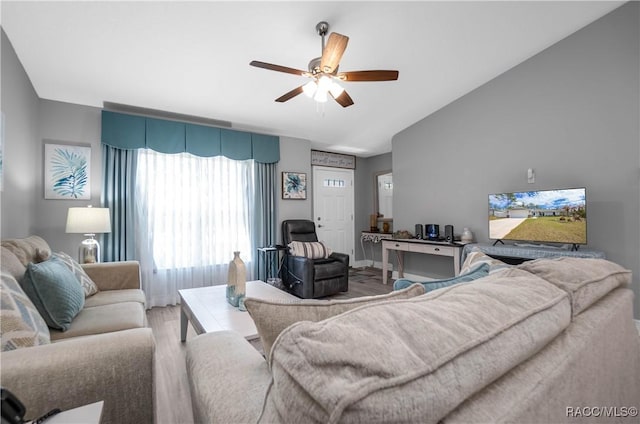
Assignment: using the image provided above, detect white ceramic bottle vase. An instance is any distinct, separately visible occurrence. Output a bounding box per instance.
[461,228,474,243]
[226,251,247,309]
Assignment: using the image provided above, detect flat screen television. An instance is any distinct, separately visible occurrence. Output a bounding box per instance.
[488,187,587,247]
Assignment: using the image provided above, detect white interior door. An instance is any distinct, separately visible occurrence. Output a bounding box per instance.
[313,166,355,264]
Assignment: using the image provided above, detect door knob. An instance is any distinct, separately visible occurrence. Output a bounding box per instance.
[318,224,324,228]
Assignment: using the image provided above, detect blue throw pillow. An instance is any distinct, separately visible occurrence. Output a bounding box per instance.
[393,262,490,293]
[21,257,85,331]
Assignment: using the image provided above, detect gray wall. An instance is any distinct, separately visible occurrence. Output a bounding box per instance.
[36,100,103,257]
[1,29,40,239]
[392,3,640,316]
[276,136,313,243]
[354,152,392,264]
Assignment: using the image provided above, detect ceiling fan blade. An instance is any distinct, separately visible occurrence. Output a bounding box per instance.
[250,60,307,77]
[331,90,354,108]
[339,70,399,82]
[275,86,304,103]
[320,33,349,74]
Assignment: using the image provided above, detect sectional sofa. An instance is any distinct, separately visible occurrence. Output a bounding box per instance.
[186,254,640,423]
[0,236,155,424]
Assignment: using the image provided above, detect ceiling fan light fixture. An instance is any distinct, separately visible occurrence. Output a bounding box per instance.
[303,80,317,98]
[250,21,398,108]
[329,81,345,98]
[317,75,332,92]
[313,88,328,103]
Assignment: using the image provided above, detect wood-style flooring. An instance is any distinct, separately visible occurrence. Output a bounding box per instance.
[148,267,393,424]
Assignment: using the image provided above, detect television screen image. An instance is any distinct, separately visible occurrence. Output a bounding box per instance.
[489,188,587,245]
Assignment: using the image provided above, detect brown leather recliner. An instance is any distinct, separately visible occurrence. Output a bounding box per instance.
[280,220,349,298]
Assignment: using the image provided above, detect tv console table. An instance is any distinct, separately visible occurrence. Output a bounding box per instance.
[461,243,606,265]
[382,239,464,285]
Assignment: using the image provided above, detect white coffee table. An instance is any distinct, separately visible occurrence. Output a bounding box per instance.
[179,280,298,342]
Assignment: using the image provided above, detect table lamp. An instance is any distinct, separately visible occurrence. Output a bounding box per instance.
[65,206,111,264]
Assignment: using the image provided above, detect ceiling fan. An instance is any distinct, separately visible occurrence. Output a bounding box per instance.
[250,21,399,108]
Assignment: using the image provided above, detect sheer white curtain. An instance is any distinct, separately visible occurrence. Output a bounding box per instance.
[135,149,255,307]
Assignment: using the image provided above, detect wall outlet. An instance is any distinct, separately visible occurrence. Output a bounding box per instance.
[527,168,535,184]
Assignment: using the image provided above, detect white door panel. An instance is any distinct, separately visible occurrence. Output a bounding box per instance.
[313,166,354,263]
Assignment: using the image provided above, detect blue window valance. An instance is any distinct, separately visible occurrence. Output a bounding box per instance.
[101,110,279,163]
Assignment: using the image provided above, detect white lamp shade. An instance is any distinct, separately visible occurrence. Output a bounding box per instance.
[302,81,317,98]
[66,207,111,234]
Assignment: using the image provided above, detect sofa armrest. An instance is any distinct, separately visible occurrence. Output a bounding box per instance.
[1,328,155,424]
[81,261,141,291]
[186,331,271,424]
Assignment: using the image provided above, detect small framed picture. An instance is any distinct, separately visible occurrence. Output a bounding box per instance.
[282,172,307,200]
[44,142,91,199]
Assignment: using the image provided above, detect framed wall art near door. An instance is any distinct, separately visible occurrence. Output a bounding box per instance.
[44,142,91,200]
[282,171,307,200]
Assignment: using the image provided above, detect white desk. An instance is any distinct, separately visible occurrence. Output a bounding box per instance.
[360,231,393,267]
[382,239,464,285]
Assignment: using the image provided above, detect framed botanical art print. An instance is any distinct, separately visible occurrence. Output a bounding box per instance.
[282,172,307,200]
[44,143,91,199]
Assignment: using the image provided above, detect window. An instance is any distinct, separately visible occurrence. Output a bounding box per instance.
[135,149,254,270]
[323,178,345,187]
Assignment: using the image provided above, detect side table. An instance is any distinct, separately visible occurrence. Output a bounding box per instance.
[28,401,103,424]
[256,246,288,282]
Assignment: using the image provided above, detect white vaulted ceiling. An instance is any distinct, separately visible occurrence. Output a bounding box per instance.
[1,1,623,156]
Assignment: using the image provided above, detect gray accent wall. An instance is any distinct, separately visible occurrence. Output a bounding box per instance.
[392,3,640,317]
[1,29,40,239]
[276,136,313,243]
[354,152,392,264]
[35,100,102,256]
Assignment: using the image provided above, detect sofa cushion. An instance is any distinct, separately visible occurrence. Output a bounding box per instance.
[288,241,332,259]
[261,268,571,423]
[460,249,512,275]
[245,283,425,361]
[393,262,490,292]
[1,272,50,351]
[22,257,85,331]
[83,289,146,308]
[1,246,26,280]
[1,236,51,266]
[52,251,99,297]
[49,302,146,341]
[517,257,631,316]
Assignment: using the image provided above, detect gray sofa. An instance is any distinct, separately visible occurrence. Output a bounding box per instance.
[1,236,155,424]
[186,254,640,423]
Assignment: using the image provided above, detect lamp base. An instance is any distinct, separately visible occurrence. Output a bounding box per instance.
[79,236,101,264]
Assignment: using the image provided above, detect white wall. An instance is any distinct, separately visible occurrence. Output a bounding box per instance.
[392,3,640,316]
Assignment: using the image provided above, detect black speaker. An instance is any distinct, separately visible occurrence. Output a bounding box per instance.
[426,224,439,240]
[414,224,423,239]
[445,225,454,243]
